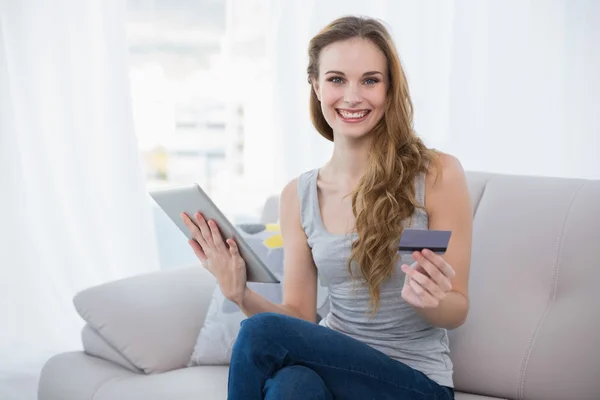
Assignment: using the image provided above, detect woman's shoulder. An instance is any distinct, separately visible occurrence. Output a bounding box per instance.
[424,151,470,214]
[279,168,320,209]
[428,151,465,180]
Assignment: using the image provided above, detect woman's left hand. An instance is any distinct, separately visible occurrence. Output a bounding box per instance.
[401,249,456,308]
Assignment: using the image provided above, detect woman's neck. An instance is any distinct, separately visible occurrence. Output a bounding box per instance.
[323,134,372,185]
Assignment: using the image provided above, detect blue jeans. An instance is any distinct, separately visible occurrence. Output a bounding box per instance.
[228,312,454,400]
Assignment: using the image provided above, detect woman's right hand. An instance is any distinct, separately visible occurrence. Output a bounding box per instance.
[181,212,248,306]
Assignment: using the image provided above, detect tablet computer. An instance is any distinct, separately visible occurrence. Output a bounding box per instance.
[150,183,280,284]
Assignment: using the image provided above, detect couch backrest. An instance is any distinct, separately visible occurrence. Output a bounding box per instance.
[450,171,600,399]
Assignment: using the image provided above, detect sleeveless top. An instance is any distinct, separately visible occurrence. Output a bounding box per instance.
[297,168,453,388]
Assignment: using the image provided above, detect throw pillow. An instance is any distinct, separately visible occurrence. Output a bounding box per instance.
[187,223,329,366]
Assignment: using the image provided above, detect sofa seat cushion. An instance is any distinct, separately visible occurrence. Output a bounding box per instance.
[39,351,228,400]
[39,352,506,400]
[94,365,229,400]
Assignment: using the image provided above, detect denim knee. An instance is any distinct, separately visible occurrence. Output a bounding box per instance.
[264,365,332,400]
[238,312,288,339]
[233,312,287,355]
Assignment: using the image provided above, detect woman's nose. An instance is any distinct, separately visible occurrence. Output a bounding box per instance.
[343,84,362,105]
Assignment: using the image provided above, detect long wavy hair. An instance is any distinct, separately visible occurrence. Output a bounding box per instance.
[307,16,441,316]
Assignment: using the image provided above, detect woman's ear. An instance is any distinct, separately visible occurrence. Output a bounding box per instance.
[312,78,321,102]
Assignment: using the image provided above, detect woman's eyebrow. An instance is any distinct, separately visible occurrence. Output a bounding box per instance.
[362,71,383,77]
[324,70,383,77]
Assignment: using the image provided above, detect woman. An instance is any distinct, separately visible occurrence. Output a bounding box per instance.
[182,15,472,400]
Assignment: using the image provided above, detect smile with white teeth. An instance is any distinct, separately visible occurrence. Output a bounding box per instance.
[336,109,370,119]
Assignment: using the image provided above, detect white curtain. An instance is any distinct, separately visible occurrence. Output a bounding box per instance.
[268,0,600,186]
[0,0,159,392]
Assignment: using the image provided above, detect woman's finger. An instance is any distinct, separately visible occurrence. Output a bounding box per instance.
[413,251,452,292]
[195,213,214,249]
[208,220,226,251]
[228,239,246,274]
[421,249,456,280]
[228,239,244,264]
[408,278,439,308]
[181,213,209,250]
[403,265,446,301]
[228,239,239,257]
[188,239,208,262]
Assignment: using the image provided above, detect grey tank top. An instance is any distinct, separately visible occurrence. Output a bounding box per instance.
[297,168,453,388]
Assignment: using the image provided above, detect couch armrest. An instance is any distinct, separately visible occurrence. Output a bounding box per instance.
[74,264,216,374]
[81,324,141,373]
[38,351,137,400]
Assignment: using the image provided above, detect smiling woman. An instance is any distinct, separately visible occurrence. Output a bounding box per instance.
[311,38,388,136]
[182,15,471,400]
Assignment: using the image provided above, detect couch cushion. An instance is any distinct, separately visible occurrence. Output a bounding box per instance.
[39,352,502,400]
[38,351,229,400]
[455,394,506,400]
[43,353,505,400]
[95,365,228,400]
[450,174,600,399]
[74,264,216,374]
[38,352,137,400]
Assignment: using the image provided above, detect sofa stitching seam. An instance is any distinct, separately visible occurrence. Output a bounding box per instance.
[473,176,493,216]
[89,373,127,400]
[516,182,585,399]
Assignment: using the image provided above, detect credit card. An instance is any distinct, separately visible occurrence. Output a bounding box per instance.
[398,228,452,254]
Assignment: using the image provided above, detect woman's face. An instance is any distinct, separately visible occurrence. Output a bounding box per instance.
[313,37,389,141]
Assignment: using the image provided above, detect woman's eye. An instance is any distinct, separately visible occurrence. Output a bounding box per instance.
[327,77,378,85]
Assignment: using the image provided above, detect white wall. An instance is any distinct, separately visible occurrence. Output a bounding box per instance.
[267,0,600,186]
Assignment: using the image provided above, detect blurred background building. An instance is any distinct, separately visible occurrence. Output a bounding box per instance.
[127,0,275,223]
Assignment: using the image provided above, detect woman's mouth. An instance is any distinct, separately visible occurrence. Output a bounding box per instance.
[336,109,371,123]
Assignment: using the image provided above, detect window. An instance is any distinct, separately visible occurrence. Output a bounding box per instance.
[126,0,275,223]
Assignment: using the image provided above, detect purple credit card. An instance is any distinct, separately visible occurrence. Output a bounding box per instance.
[398,228,452,254]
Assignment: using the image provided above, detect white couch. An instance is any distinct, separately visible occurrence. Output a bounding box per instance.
[38,171,600,399]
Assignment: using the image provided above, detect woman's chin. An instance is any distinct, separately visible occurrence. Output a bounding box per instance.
[334,126,375,140]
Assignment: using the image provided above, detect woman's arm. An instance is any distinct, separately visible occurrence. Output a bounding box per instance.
[415,153,473,329]
[237,178,319,323]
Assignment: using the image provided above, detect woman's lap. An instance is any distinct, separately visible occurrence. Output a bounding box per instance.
[228,312,453,400]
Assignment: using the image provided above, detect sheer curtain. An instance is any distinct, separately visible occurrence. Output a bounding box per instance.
[0,0,159,394]
[268,0,600,187]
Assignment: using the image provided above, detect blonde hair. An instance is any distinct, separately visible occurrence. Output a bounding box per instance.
[307,16,441,316]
